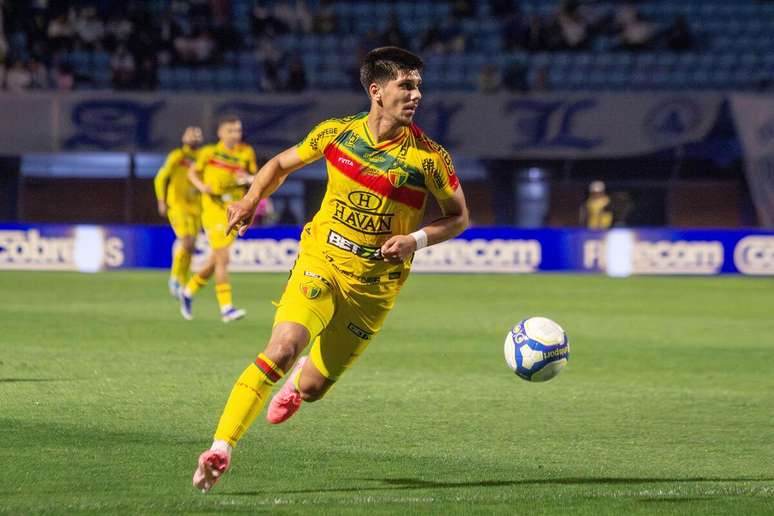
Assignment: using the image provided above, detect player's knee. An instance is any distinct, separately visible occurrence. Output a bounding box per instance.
[265,325,309,371]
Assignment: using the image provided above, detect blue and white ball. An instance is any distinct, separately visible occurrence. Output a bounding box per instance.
[504,317,570,382]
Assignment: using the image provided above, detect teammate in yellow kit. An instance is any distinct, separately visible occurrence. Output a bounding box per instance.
[192,47,470,492]
[153,126,203,298]
[180,115,258,323]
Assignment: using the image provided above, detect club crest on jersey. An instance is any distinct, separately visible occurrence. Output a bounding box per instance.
[299,281,321,299]
[387,168,408,188]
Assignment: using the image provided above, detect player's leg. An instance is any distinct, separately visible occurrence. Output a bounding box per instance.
[194,254,335,491]
[212,245,244,322]
[193,321,309,492]
[168,210,195,297]
[180,253,213,320]
[180,209,219,319]
[267,280,396,423]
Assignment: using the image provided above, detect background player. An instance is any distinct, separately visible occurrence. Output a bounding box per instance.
[181,115,257,323]
[192,46,469,492]
[153,126,203,298]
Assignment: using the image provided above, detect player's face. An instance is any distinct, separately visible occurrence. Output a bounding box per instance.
[376,69,422,126]
[182,126,203,148]
[218,121,242,147]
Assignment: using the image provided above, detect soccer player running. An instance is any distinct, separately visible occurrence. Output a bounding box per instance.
[192,47,469,492]
[153,126,203,298]
[181,115,257,323]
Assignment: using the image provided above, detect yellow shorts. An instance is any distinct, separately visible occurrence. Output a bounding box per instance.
[168,207,201,239]
[274,251,402,381]
[201,204,237,250]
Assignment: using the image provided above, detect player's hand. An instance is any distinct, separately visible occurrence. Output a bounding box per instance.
[157,200,167,217]
[226,197,258,236]
[380,235,417,264]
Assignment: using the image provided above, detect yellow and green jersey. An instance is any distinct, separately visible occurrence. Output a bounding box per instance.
[194,141,258,206]
[295,111,460,280]
[153,145,200,213]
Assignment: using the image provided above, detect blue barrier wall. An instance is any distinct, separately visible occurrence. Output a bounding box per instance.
[1,223,772,275]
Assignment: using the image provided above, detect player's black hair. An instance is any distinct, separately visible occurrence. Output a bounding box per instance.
[217,114,241,127]
[359,46,424,95]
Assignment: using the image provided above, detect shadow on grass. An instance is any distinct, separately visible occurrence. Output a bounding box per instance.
[229,476,772,496]
[0,378,73,383]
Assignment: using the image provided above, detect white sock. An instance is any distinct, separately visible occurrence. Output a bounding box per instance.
[211,439,232,455]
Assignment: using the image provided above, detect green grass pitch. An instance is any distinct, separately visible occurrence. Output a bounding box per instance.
[1,270,773,514]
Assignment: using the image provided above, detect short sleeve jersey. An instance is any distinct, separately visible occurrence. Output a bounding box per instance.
[153,145,200,211]
[295,112,459,279]
[194,141,258,203]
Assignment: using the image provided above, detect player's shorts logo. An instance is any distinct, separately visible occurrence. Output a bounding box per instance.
[387,168,408,188]
[299,281,321,299]
[347,322,372,340]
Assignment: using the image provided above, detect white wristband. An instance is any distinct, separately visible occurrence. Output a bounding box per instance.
[410,229,428,250]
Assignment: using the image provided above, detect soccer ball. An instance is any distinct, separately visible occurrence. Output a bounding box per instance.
[504,317,570,382]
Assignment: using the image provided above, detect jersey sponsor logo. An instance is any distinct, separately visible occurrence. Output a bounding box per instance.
[347,322,372,340]
[303,270,333,288]
[364,151,386,163]
[299,280,321,299]
[307,127,338,152]
[348,191,382,211]
[337,156,355,167]
[333,200,393,235]
[326,229,383,260]
[387,168,409,188]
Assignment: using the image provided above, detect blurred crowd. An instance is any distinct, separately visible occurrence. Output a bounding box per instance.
[0,0,704,93]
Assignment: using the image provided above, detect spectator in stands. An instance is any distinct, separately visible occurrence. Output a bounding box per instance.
[251,4,288,38]
[285,56,307,93]
[104,11,133,50]
[136,56,158,91]
[47,12,75,52]
[5,59,32,91]
[420,23,444,54]
[110,44,135,89]
[615,2,657,51]
[438,13,467,54]
[55,63,74,90]
[312,0,337,35]
[75,6,104,51]
[274,0,313,35]
[157,13,183,66]
[556,0,590,50]
[665,15,696,52]
[477,63,502,93]
[28,58,48,89]
[379,14,409,49]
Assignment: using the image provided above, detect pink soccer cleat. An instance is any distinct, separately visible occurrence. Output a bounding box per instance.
[192,449,230,493]
[266,356,307,424]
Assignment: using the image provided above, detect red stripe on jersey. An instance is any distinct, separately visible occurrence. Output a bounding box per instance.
[254,356,281,383]
[324,144,426,210]
[207,157,242,172]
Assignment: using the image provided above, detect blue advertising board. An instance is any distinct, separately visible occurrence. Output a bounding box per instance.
[1,224,772,276]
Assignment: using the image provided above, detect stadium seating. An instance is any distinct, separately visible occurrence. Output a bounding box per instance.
[6,0,773,92]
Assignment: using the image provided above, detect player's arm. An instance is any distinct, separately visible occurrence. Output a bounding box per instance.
[153,150,177,216]
[381,185,469,264]
[226,146,307,235]
[187,162,212,195]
